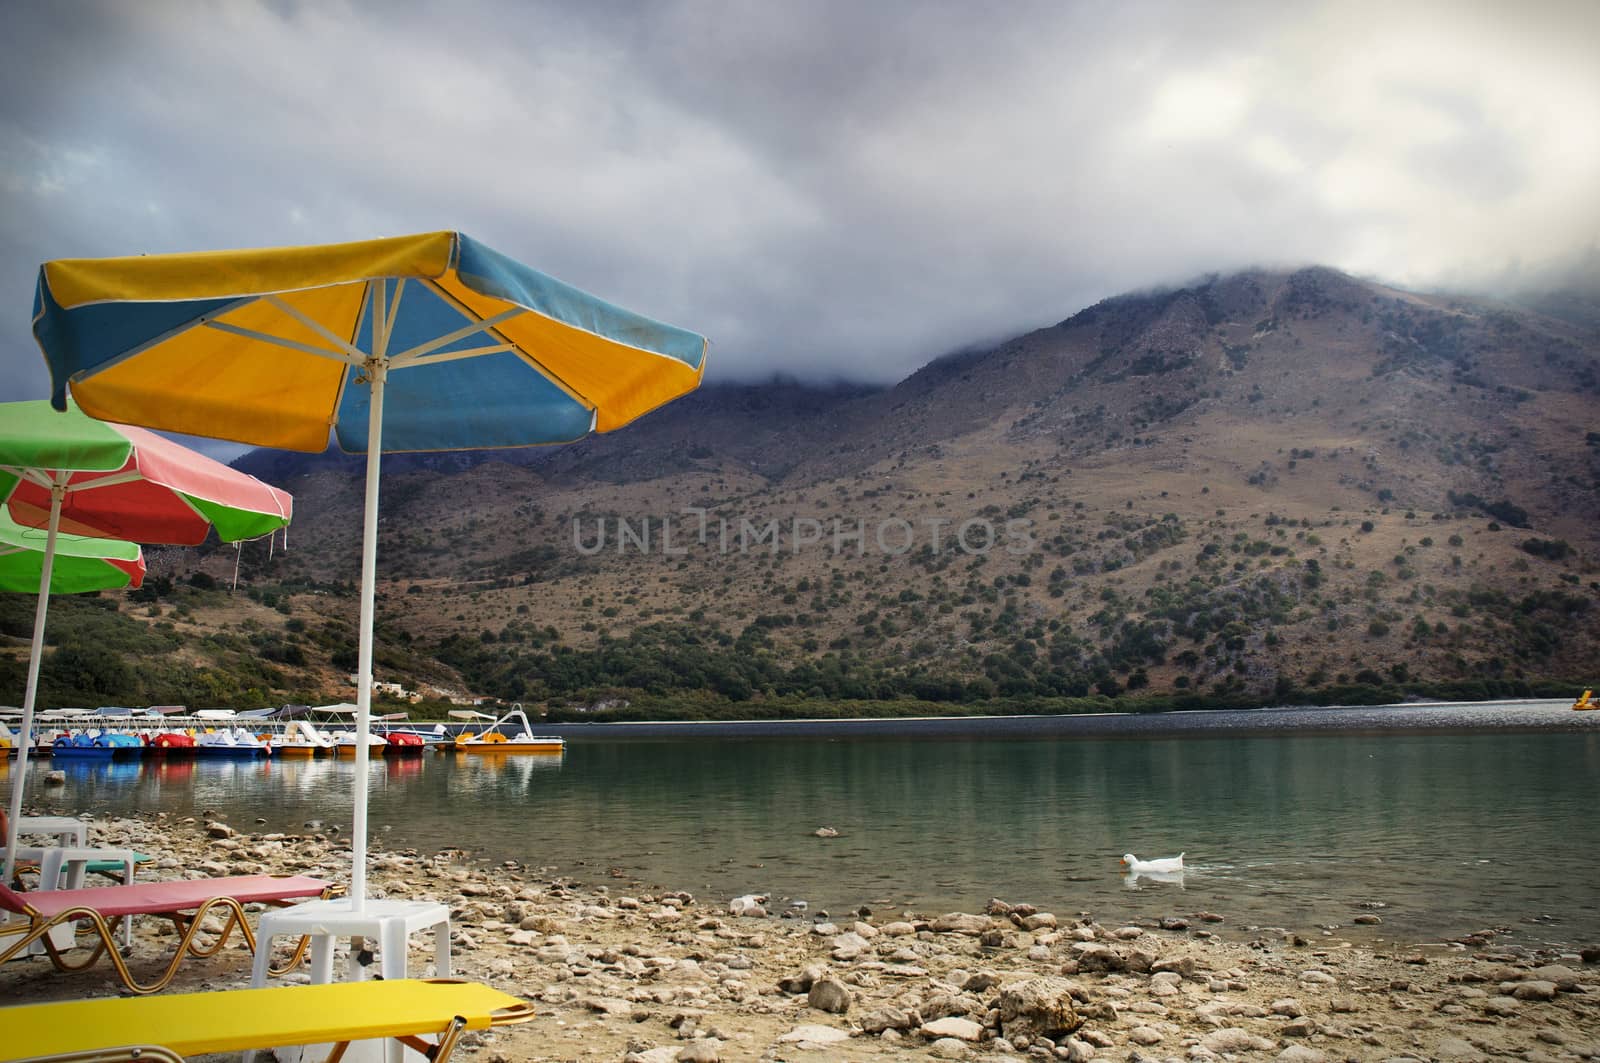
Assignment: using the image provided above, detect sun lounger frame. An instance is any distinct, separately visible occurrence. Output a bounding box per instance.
[0,873,337,994]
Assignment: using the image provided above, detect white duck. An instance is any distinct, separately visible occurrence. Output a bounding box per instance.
[1122,852,1184,873]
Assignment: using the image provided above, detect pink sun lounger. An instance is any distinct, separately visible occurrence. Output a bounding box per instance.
[0,873,335,994]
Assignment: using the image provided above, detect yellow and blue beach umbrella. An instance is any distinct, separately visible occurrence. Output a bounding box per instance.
[33,231,708,906]
[34,230,706,453]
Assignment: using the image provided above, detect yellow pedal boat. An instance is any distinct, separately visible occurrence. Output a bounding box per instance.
[453,708,564,754]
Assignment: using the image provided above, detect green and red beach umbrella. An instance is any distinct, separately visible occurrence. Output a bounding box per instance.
[0,399,292,545]
[0,398,292,882]
[0,509,144,595]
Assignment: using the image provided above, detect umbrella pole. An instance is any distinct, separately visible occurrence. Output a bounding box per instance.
[3,482,63,885]
[351,361,387,911]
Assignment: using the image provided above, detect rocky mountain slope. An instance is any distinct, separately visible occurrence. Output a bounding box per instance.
[7,267,1597,712]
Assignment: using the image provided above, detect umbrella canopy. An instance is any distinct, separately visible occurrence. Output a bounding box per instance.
[0,398,293,883]
[0,399,293,544]
[34,231,707,908]
[35,230,705,454]
[0,509,144,594]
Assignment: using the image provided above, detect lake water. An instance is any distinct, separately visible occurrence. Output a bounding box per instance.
[10,701,1600,951]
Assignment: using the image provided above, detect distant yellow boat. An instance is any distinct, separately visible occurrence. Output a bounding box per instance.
[1575,689,1595,711]
[453,708,564,755]
[274,720,333,757]
[333,732,388,757]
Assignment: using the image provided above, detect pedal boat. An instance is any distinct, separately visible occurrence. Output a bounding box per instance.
[453,708,564,755]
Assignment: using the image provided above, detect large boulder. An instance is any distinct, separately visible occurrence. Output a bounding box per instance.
[997,977,1083,1042]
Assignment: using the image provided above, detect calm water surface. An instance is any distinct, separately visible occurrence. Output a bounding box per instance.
[12,708,1600,950]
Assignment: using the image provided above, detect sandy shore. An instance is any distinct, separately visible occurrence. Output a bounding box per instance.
[4,812,1598,1063]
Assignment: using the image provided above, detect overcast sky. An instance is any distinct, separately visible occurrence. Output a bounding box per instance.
[3,0,1597,416]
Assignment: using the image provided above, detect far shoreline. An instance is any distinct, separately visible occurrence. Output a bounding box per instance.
[522,697,1598,742]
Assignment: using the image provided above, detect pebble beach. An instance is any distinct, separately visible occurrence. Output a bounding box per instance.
[4,811,1598,1063]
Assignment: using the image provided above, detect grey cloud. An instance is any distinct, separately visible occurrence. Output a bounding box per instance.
[2,0,1596,425]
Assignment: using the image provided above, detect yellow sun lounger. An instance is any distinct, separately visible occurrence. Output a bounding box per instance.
[4,978,535,1063]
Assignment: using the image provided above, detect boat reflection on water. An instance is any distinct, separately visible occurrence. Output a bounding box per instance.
[384,755,425,781]
[49,758,143,785]
[150,756,195,787]
[273,755,342,790]
[450,748,563,795]
[184,756,274,805]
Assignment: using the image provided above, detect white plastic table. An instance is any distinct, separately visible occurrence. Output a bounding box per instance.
[250,897,452,987]
[250,897,453,1063]
[13,815,88,847]
[12,845,141,890]
[11,845,143,948]
[5,818,95,955]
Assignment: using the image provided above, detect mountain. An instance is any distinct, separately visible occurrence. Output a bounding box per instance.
[7,267,1597,712]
